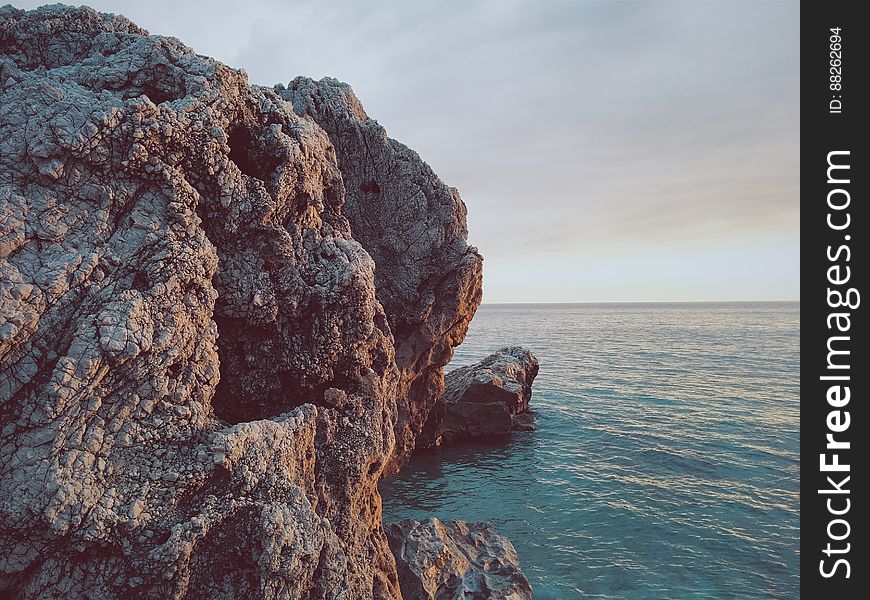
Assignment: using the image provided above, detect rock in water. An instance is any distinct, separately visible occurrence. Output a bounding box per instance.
[0,5,482,598]
[511,412,537,432]
[386,519,532,600]
[419,347,540,446]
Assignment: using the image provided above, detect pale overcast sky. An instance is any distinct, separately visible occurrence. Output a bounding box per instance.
[17,1,800,302]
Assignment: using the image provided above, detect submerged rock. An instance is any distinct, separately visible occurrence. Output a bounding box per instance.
[386,519,532,600]
[0,5,483,598]
[419,347,539,447]
[511,411,537,432]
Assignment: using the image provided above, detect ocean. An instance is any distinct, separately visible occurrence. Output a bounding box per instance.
[380,302,800,599]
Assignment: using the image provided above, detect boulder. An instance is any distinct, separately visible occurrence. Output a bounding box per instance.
[419,347,539,446]
[386,519,532,600]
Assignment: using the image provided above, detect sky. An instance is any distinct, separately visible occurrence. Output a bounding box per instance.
[16,0,800,302]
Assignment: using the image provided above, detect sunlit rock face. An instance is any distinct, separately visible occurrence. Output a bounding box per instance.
[418,347,539,447]
[0,4,480,598]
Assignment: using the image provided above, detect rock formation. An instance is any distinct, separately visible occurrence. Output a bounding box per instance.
[0,5,482,598]
[418,347,539,447]
[280,78,483,474]
[386,519,532,600]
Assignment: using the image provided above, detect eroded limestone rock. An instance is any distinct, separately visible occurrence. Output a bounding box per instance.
[386,518,532,600]
[419,347,540,447]
[0,5,482,598]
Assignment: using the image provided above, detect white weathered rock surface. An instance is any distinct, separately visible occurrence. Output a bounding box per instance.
[419,347,540,447]
[0,5,483,598]
[386,519,532,600]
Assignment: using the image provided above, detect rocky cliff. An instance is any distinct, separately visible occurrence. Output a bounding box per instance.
[279,78,483,474]
[0,5,482,598]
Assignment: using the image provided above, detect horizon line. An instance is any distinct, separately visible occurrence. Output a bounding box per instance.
[480,299,800,305]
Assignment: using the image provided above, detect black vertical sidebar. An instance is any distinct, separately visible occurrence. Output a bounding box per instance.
[801,1,868,597]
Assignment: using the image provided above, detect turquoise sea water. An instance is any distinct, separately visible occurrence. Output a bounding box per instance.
[380,302,800,599]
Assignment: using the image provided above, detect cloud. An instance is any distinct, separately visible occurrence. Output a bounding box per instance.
[13,0,800,301]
